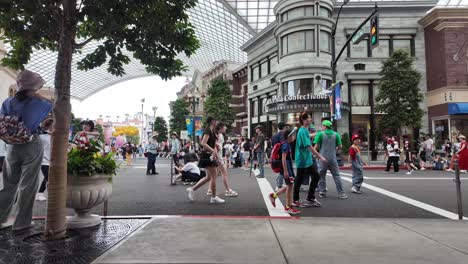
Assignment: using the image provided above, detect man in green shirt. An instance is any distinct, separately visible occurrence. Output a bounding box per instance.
[313,120,347,199]
[293,112,327,208]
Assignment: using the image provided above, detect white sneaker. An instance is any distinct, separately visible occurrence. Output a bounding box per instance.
[210,196,225,204]
[186,188,194,201]
[406,171,412,175]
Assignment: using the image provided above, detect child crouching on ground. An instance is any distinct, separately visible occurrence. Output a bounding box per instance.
[175,153,204,183]
[349,135,366,194]
[268,128,300,215]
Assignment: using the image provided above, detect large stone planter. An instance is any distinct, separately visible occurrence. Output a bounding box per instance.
[66,175,113,229]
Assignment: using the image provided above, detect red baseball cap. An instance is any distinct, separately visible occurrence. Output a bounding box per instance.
[351,134,360,141]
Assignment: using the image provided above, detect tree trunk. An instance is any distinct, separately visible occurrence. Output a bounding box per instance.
[44,0,77,240]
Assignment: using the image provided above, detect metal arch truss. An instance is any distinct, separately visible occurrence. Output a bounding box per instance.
[6,0,456,101]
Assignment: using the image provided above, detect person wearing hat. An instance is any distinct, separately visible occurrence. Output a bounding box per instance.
[145,133,159,175]
[271,122,289,190]
[313,119,348,199]
[0,70,52,230]
[253,125,266,178]
[349,135,367,194]
[456,134,468,172]
[385,137,401,173]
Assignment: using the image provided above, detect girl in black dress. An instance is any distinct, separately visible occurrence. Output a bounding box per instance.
[186,117,225,204]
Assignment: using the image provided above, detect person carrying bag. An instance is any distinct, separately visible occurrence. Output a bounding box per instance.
[0,70,52,231]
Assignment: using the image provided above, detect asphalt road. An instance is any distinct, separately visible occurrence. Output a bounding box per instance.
[32,158,468,219]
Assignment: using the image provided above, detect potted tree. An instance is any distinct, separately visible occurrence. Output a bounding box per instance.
[66,140,117,228]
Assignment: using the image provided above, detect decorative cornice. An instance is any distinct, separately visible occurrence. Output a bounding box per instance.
[434,21,468,31]
[419,7,468,28]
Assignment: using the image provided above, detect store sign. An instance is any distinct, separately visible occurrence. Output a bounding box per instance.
[267,93,329,105]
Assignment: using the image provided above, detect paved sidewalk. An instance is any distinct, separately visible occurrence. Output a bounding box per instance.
[93,216,468,264]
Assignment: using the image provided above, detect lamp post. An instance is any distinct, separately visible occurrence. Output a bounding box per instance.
[331,0,350,130]
[152,106,158,132]
[141,98,145,144]
[187,93,198,147]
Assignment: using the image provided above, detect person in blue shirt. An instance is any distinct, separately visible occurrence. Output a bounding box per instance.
[271,122,289,190]
[293,112,326,208]
[0,70,52,231]
[268,127,301,214]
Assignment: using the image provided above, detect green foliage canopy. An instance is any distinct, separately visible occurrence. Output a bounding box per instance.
[153,116,169,142]
[204,78,235,129]
[169,99,190,135]
[0,0,200,80]
[375,50,424,135]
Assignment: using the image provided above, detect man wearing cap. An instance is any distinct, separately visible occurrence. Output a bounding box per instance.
[0,70,52,230]
[314,120,348,199]
[349,134,366,194]
[254,125,265,178]
[146,133,159,175]
[272,122,289,189]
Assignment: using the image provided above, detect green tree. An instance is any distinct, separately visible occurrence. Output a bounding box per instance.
[0,0,199,240]
[154,116,169,142]
[375,50,424,141]
[127,135,140,145]
[169,99,190,135]
[204,78,235,129]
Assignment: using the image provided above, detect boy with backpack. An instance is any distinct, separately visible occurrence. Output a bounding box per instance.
[268,128,301,214]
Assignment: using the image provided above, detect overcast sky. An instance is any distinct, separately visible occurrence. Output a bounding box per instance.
[71,76,187,122]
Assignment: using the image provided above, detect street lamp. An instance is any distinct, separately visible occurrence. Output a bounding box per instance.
[152,106,158,132]
[141,98,145,143]
[187,93,198,147]
[331,0,350,129]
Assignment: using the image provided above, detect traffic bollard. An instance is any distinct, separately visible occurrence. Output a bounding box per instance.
[454,161,464,220]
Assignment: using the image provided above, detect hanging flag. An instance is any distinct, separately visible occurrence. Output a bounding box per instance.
[185,116,194,134]
[335,83,342,120]
[194,116,203,136]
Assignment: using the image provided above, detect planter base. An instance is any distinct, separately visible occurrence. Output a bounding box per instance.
[67,214,101,229]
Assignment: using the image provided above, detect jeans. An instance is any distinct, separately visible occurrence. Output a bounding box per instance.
[352,162,364,188]
[0,137,43,230]
[293,165,320,202]
[146,152,157,174]
[317,159,345,194]
[276,174,284,188]
[256,152,264,177]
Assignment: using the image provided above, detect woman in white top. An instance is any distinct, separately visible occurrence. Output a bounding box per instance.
[207,123,238,197]
[36,118,54,201]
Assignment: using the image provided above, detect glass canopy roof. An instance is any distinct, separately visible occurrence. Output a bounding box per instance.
[6,0,460,100]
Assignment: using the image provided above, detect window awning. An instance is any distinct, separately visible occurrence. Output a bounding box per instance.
[448,103,468,115]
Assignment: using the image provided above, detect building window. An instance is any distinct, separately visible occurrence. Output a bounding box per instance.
[282,79,314,96]
[261,97,268,115]
[393,39,412,56]
[320,7,332,18]
[372,39,390,57]
[261,61,269,78]
[351,84,369,106]
[305,6,314,16]
[252,66,259,81]
[288,7,304,20]
[320,30,331,53]
[288,31,306,53]
[349,40,368,58]
[252,100,258,117]
[281,35,288,56]
[270,56,278,73]
[282,30,315,55]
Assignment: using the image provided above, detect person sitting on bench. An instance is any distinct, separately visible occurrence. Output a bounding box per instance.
[175,153,202,183]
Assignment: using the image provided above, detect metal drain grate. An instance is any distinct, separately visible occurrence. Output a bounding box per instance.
[0,219,148,264]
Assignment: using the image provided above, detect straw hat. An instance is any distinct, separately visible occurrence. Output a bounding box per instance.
[457,134,466,140]
[16,70,45,92]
